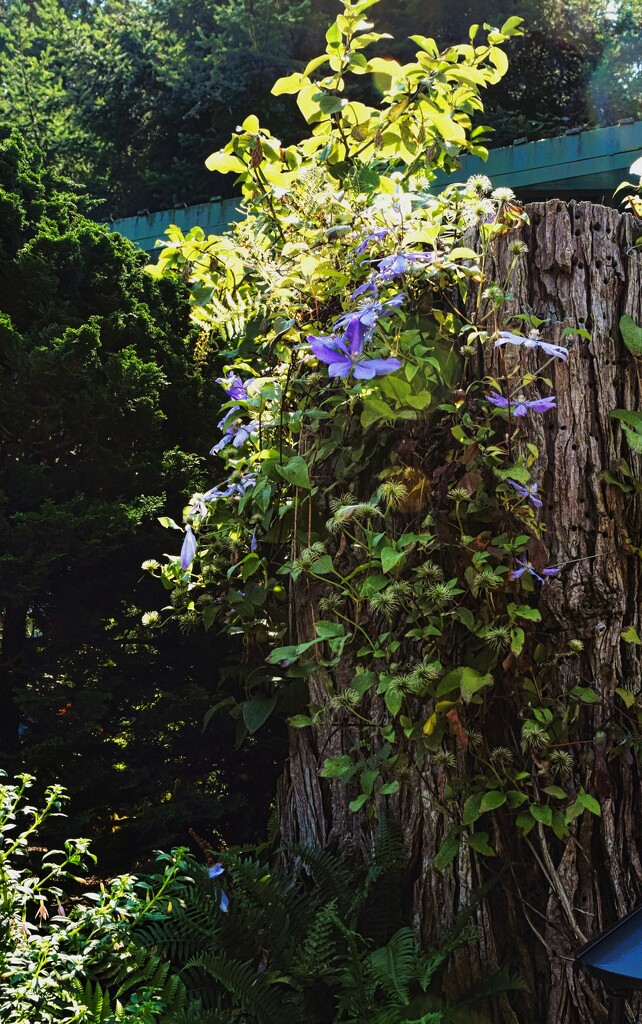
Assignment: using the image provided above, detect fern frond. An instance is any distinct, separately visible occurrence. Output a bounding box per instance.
[182,949,301,1024]
[366,927,418,1005]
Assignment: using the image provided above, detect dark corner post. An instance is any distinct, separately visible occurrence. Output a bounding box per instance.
[608,992,625,1024]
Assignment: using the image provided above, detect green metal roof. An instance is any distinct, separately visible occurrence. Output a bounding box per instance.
[107,121,642,253]
[431,119,642,202]
[106,197,242,255]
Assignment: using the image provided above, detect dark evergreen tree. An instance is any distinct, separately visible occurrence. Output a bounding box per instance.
[0,126,285,864]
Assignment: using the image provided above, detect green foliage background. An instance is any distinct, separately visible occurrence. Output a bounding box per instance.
[0,0,639,218]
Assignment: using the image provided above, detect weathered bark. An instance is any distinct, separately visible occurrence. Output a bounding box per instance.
[278,201,642,1024]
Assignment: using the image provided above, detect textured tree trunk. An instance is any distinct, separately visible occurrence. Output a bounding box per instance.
[278,201,642,1024]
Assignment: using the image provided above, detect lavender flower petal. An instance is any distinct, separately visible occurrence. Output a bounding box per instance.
[180,525,197,570]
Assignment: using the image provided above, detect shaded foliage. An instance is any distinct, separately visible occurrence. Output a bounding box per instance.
[0,126,285,866]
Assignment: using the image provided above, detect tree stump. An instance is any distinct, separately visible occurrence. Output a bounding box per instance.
[278,200,642,1024]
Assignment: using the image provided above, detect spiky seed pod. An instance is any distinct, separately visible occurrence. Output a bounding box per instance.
[427,581,458,605]
[447,486,472,503]
[471,570,504,597]
[549,749,574,779]
[331,688,361,710]
[377,480,409,509]
[489,746,514,766]
[329,491,358,513]
[467,174,492,194]
[485,625,512,650]
[416,560,444,582]
[368,588,400,614]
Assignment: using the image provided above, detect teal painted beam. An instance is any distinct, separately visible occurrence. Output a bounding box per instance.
[107,122,642,252]
[106,197,243,254]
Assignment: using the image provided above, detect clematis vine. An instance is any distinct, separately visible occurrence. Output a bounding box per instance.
[210,413,260,454]
[495,330,568,362]
[510,557,560,583]
[375,250,435,281]
[333,293,403,332]
[180,524,198,570]
[354,228,390,255]
[308,317,402,380]
[202,474,256,503]
[486,392,556,417]
[217,372,250,401]
[507,479,542,508]
[208,862,229,912]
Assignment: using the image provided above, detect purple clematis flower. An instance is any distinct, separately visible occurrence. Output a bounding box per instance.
[507,479,543,508]
[333,293,404,332]
[495,331,568,362]
[203,474,256,502]
[486,392,557,417]
[510,557,560,583]
[354,228,390,255]
[208,863,229,913]
[180,525,197,570]
[210,418,259,454]
[217,371,250,401]
[375,251,435,281]
[352,276,379,300]
[308,318,402,380]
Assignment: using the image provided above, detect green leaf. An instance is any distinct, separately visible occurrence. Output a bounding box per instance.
[267,639,319,664]
[361,396,393,429]
[434,833,460,870]
[510,627,525,655]
[316,94,345,114]
[620,314,642,356]
[516,813,536,836]
[385,688,403,716]
[320,755,357,780]
[276,456,312,489]
[204,150,247,174]
[271,72,306,96]
[578,789,601,815]
[157,516,181,530]
[379,780,400,796]
[615,687,636,708]
[349,793,369,812]
[622,425,642,453]
[241,696,276,734]
[543,786,567,800]
[570,686,601,704]
[381,547,405,573]
[507,603,541,622]
[310,554,335,575]
[480,790,506,813]
[621,625,641,645]
[352,671,377,697]
[466,832,495,856]
[289,715,312,728]
[241,114,260,133]
[529,803,552,826]
[462,793,483,825]
[359,574,389,598]
[437,666,493,701]
[380,374,411,404]
[315,620,346,640]
[610,409,642,432]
